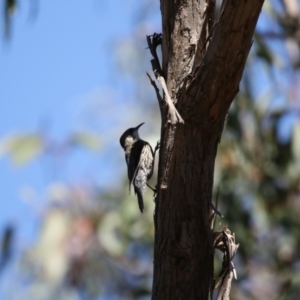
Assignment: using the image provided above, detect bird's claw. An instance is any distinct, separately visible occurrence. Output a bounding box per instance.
[147,184,157,200]
[154,140,160,155]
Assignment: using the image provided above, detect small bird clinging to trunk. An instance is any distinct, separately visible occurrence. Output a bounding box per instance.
[120,123,159,213]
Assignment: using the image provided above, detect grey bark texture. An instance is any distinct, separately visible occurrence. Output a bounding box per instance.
[152,1,264,300]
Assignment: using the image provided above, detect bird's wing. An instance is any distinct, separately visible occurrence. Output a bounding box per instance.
[133,143,154,193]
[128,141,145,193]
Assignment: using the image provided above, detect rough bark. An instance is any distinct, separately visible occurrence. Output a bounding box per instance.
[152,1,264,299]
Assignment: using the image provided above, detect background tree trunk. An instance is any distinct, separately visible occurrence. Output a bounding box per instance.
[152,1,264,299]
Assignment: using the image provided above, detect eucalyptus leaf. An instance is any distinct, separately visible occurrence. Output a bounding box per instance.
[0,134,43,166]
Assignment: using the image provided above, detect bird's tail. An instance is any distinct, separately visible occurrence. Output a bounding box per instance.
[134,186,144,213]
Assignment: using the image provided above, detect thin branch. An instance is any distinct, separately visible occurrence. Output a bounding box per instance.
[156,74,184,124]
[216,270,233,300]
[147,34,184,125]
[146,72,163,116]
[213,227,239,299]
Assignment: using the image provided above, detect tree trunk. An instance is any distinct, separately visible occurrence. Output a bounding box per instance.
[152,1,264,299]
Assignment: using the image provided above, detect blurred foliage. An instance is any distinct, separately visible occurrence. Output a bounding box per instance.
[213,1,300,298]
[16,183,155,300]
[0,131,100,166]
[0,133,43,165]
[2,0,300,299]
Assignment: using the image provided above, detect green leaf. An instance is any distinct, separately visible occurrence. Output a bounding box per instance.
[0,134,43,166]
[70,132,101,151]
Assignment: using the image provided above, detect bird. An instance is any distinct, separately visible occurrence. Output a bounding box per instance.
[120,123,159,213]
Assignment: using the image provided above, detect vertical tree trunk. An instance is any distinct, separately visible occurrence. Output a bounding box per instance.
[152,1,264,299]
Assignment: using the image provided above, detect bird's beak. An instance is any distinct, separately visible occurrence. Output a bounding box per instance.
[135,122,145,130]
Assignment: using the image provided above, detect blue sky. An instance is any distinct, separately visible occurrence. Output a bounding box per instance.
[0,0,150,243]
